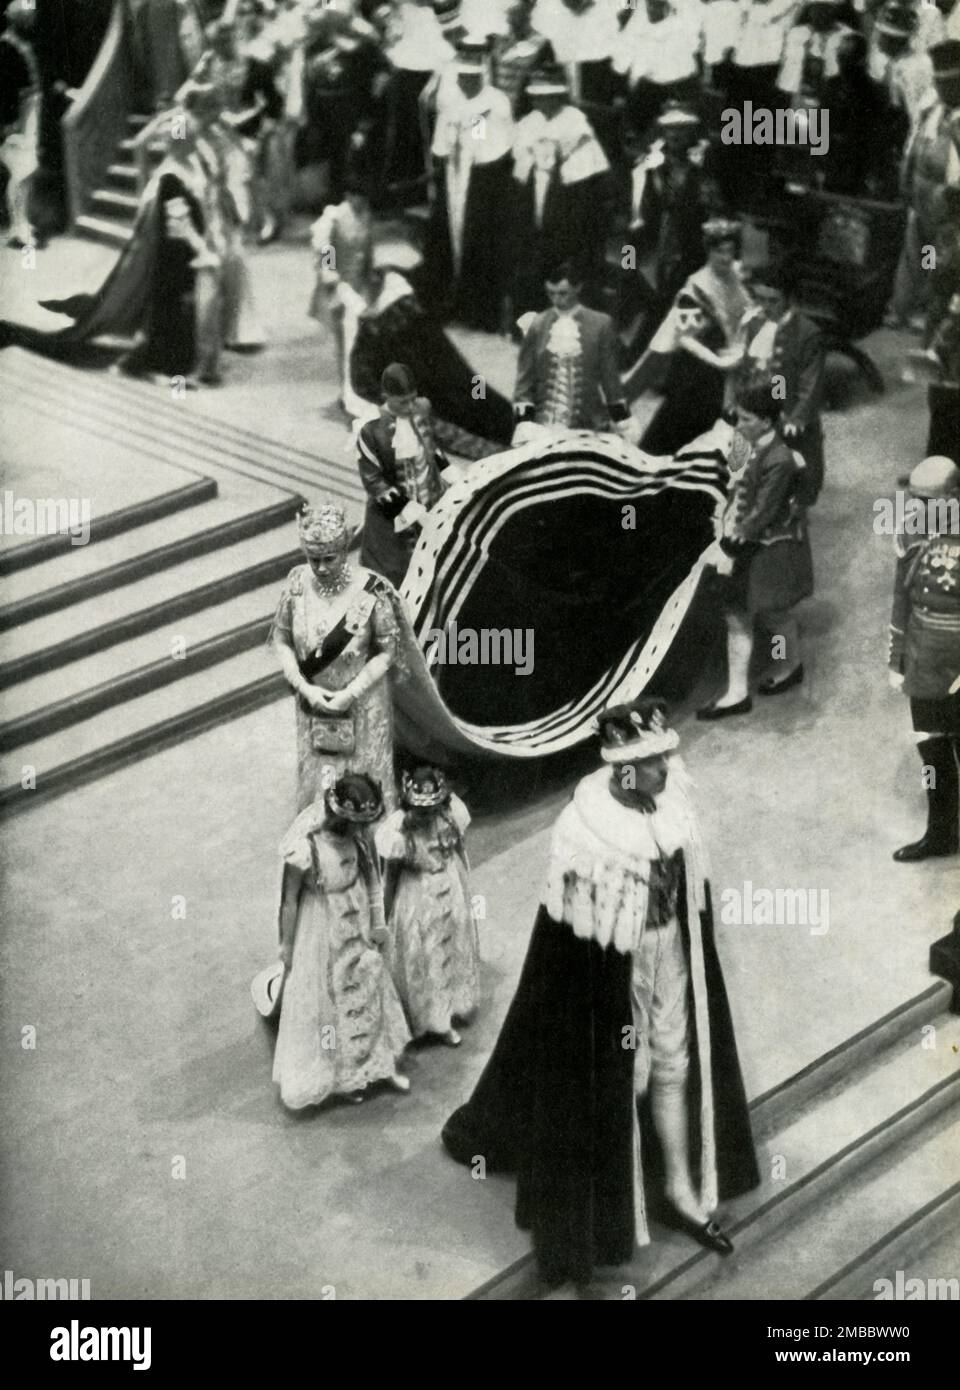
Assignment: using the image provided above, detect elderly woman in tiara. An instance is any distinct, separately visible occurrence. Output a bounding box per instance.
[376,766,480,1048]
[269,501,406,813]
[267,771,411,1108]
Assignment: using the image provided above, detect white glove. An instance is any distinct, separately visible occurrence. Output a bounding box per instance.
[888,670,905,692]
[614,415,641,446]
[511,420,547,446]
[703,539,734,576]
[395,500,429,532]
[335,281,366,315]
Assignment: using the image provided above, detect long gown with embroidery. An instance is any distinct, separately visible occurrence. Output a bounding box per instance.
[376,795,480,1038]
[1,125,262,365]
[272,809,411,1108]
[270,564,404,813]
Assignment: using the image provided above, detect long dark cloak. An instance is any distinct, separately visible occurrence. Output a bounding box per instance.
[0,166,196,372]
[511,170,610,316]
[349,290,515,457]
[424,154,514,333]
[442,876,760,1286]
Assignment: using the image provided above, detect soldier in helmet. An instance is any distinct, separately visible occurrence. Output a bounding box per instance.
[889,456,960,862]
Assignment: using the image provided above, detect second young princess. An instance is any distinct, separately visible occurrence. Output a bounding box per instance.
[376,767,481,1047]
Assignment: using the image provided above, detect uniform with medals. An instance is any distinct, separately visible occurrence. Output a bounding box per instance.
[889,456,960,861]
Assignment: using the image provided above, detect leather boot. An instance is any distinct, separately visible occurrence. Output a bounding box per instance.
[893,737,960,862]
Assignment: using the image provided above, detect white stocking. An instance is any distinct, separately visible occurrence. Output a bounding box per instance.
[714,612,753,707]
[651,1083,706,1223]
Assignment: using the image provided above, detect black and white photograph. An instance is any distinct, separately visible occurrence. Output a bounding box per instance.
[1,0,959,1340]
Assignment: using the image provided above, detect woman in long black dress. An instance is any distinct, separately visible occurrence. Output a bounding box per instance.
[1,107,224,381]
[349,241,515,459]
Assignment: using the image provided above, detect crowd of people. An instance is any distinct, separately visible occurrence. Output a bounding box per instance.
[1,0,955,463]
[3,0,957,460]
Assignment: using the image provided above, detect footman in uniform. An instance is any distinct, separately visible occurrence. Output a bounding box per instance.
[356,362,452,588]
[513,259,636,441]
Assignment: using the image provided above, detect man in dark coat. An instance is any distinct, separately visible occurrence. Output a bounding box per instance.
[742,262,827,506]
[620,103,720,357]
[819,30,908,199]
[442,698,759,1288]
[509,62,611,315]
[921,188,960,463]
[424,54,515,331]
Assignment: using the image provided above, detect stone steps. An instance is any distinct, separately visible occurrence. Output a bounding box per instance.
[0,579,283,751]
[0,644,284,814]
[0,351,331,816]
[686,1101,959,1302]
[2,348,365,510]
[74,214,133,248]
[0,477,216,574]
[104,163,140,191]
[806,1175,960,1300]
[0,490,299,629]
[75,113,150,247]
[471,981,960,1299]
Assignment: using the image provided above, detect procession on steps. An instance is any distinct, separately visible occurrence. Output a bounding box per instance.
[1,0,958,1305]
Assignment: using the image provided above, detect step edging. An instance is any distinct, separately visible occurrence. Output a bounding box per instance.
[9,366,362,506]
[0,615,273,753]
[804,1173,960,1301]
[0,478,217,576]
[0,495,303,632]
[642,1067,960,1301]
[467,990,956,1302]
[751,982,953,1137]
[5,349,354,478]
[0,671,287,817]
[0,547,301,691]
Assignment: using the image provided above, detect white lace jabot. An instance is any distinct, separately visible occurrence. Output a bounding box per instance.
[545,311,582,359]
